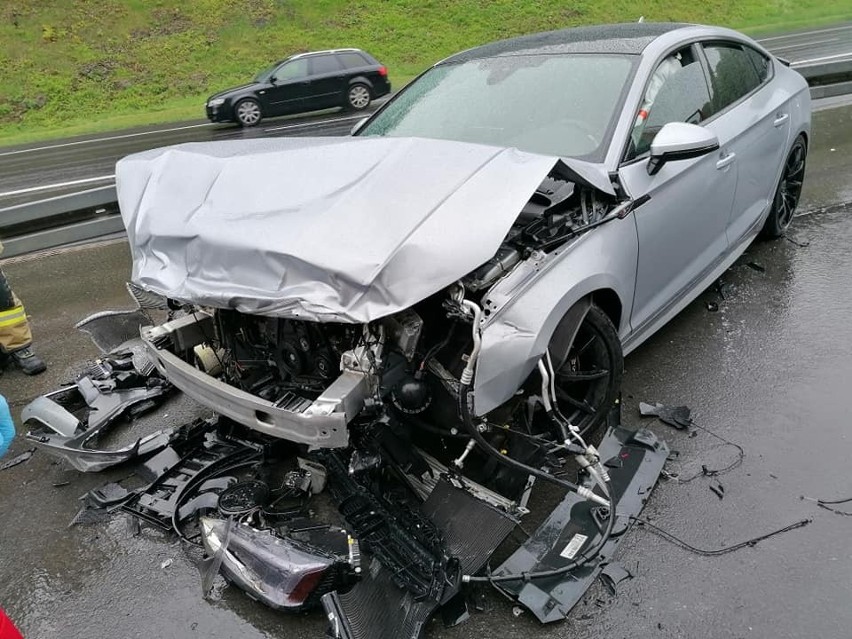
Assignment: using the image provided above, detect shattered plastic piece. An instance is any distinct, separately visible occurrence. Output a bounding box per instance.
[86,482,132,507]
[323,478,518,639]
[160,558,173,569]
[492,427,668,623]
[709,480,725,500]
[200,517,355,610]
[76,310,152,354]
[705,301,719,312]
[639,402,691,429]
[22,366,171,472]
[746,261,766,273]
[69,505,113,527]
[0,449,34,471]
[440,594,470,628]
[600,562,633,595]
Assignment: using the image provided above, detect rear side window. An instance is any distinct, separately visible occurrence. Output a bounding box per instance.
[339,52,370,69]
[310,55,342,75]
[744,46,771,82]
[702,43,761,117]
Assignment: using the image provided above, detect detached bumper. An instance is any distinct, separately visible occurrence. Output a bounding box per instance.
[142,315,365,449]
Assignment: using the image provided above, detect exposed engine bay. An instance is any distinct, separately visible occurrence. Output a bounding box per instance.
[23,142,668,639]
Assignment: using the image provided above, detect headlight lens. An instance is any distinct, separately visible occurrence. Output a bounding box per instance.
[208,98,225,107]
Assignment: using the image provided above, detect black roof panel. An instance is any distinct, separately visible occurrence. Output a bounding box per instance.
[441,22,690,63]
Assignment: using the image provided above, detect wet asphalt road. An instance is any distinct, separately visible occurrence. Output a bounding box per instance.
[0,104,851,639]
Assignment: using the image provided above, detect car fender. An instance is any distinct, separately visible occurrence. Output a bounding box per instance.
[473,214,638,415]
[347,75,375,92]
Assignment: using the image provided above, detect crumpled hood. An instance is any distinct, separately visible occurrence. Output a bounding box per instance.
[116,136,563,323]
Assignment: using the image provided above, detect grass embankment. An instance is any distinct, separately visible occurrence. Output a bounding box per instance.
[1,0,850,147]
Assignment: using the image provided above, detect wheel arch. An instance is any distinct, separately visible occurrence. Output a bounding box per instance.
[347,76,375,92]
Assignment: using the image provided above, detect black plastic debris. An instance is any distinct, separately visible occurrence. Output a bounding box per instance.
[639,402,692,429]
[22,353,172,472]
[600,562,633,596]
[705,301,719,312]
[709,480,725,500]
[746,261,766,273]
[0,449,34,471]
[323,477,520,639]
[490,426,668,624]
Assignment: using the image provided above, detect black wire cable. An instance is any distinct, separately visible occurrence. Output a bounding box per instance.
[457,383,617,582]
[629,516,811,556]
[813,495,852,505]
[666,419,744,483]
[801,493,852,516]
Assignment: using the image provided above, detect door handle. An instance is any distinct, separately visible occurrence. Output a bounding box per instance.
[716,152,736,170]
[773,113,789,127]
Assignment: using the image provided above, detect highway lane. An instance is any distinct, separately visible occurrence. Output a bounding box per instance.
[0,109,371,207]
[758,22,852,65]
[0,23,850,207]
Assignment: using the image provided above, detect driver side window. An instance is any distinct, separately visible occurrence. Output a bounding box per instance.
[626,46,712,161]
[273,58,309,82]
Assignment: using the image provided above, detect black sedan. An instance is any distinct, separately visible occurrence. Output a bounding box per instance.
[205,48,391,127]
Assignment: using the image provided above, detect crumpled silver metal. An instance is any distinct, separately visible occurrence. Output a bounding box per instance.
[116,136,562,323]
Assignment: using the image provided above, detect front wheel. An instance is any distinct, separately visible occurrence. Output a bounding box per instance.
[550,304,623,436]
[346,84,371,111]
[761,135,807,239]
[235,99,262,127]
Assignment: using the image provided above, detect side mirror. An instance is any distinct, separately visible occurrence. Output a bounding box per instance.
[350,117,368,136]
[647,122,719,175]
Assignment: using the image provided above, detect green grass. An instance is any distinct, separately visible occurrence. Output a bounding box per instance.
[1,0,850,147]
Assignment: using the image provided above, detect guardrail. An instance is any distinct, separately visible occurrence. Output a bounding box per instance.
[2,59,852,259]
[0,185,121,258]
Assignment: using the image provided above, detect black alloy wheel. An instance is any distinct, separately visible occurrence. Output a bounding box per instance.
[551,305,623,436]
[761,135,807,239]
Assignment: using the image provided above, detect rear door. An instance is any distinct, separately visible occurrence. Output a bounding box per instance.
[619,44,736,333]
[698,42,791,244]
[265,58,311,115]
[307,54,347,109]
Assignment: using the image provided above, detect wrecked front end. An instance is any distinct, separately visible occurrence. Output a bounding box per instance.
[22,136,667,638]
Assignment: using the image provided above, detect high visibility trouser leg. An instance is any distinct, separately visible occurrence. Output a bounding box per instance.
[0,296,32,353]
[0,265,32,353]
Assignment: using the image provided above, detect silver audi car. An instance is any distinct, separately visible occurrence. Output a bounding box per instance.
[117,22,810,450]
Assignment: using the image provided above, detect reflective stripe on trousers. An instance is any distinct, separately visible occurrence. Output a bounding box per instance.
[0,301,32,353]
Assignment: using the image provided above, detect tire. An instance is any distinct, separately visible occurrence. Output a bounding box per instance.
[760,135,807,239]
[235,99,262,127]
[550,304,623,436]
[346,83,371,111]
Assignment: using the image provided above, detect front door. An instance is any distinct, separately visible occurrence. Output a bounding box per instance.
[264,58,311,115]
[620,44,736,332]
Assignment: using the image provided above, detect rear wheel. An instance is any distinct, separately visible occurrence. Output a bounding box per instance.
[761,135,807,239]
[346,84,371,111]
[551,305,623,436]
[235,99,262,127]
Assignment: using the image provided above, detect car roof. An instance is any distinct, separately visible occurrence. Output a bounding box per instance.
[289,48,369,60]
[440,22,691,63]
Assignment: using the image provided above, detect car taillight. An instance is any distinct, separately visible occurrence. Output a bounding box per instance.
[378,66,388,77]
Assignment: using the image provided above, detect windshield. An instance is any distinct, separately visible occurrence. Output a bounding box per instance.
[360,54,635,161]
